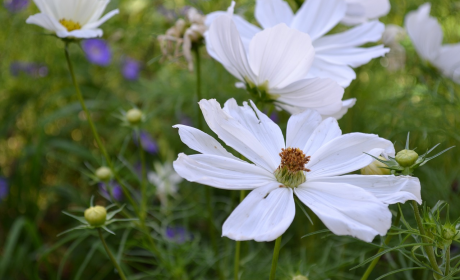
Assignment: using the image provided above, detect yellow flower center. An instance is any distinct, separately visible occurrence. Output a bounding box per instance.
[274,147,310,188]
[59,19,82,32]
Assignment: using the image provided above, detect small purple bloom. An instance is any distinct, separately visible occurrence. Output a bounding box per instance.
[10,62,48,78]
[81,39,111,66]
[165,226,191,244]
[99,181,123,201]
[0,177,8,200]
[122,58,141,80]
[134,131,158,155]
[4,0,28,12]
[263,110,279,123]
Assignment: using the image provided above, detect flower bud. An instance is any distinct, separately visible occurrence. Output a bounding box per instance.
[126,108,143,125]
[95,166,112,181]
[361,156,391,175]
[395,149,418,167]
[292,276,308,280]
[442,227,457,240]
[84,205,107,226]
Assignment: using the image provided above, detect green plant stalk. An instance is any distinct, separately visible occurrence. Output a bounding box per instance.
[64,44,138,212]
[136,129,148,225]
[98,229,127,280]
[234,190,246,280]
[361,206,402,280]
[269,235,283,280]
[411,201,443,279]
[445,245,451,276]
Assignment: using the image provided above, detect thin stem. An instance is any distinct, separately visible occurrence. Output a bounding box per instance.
[446,245,451,276]
[98,229,127,280]
[234,190,246,280]
[361,206,402,280]
[193,45,203,130]
[137,130,148,225]
[269,235,283,280]
[64,44,137,211]
[412,201,443,279]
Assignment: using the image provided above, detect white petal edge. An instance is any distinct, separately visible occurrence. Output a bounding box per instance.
[255,0,294,29]
[321,98,356,120]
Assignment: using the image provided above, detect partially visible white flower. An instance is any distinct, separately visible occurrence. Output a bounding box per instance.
[158,7,206,71]
[26,0,119,38]
[405,3,460,83]
[206,0,389,88]
[148,162,183,207]
[173,98,422,242]
[206,7,345,117]
[382,24,406,46]
[381,24,406,71]
[342,0,391,26]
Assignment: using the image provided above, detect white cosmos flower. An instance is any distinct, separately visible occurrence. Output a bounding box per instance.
[342,0,390,26]
[26,0,119,38]
[148,162,183,207]
[173,99,422,242]
[405,3,460,83]
[206,7,345,117]
[206,0,389,88]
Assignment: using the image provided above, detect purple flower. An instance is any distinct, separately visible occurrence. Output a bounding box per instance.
[122,58,141,80]
[10,62,48,78]
[263,110,279,123]
[165,226,191,244]
[81,39,111,66]
[0,177,8,200]
[99,181,123,201]
[4,0,28,12]
[133,131,158,155]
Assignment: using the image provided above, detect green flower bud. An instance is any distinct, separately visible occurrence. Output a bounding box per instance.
[84,205,107,227]
[292,276,308,280]
[442,227,457,240]
[395,149,418,167]
[126,108,143,125]
[95,166,112,181]
[361,156,391,175]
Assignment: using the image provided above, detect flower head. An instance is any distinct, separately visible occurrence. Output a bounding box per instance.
[341,0,390,26]
[99,181,123,201]
[26,0,119,38]
[405,3,460,83]
[82,39,111,66]
[133,131,158,155]
[173,99,422,242]
[0,177,8,200]
[148,162,183,207]
[206,8,345,117]
[122,57,141,80]
[165,226,191,244]
[4,0,29,13]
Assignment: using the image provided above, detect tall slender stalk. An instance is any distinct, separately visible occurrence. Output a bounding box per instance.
[269,235,283,280]
[445,245,451,276]
[98,229,127,280]
[361,206,401,280]
[234,190,246,280]
[412,201,443,279]
[136,129,148,225]
[64,44,137,211]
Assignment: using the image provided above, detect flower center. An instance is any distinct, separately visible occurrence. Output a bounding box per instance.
[59,19,81,32]
[274,147,310,188]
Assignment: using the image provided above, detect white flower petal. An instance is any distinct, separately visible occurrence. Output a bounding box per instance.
[341,0,390,26]
[405,3,442,62]
[271,77,345,115]
[223,100,285,161]
[290,0,347,41]
[206,13,257,82]
[26,13,65,33]
[173,124,240,159]
[286,109,322,149]
[308,57,357,87]
[314,21,386,51]
[321,98,356,120]
[223,183,295,241]
[199,99,279,172]
[302,117,342,156]
[57,28,103,38]
[173,153,275,190]
[434,44,460,83]
[317,45,389,68]
[83,9,119,29]
[295,181,391,242]
[307,133,393,178]
[255,0,294,29]
[248,23,314,88]
[313,175,422,204]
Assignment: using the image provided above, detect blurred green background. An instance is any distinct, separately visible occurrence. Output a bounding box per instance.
[0,0,459,279]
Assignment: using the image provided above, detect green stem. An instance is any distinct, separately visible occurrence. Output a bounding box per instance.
[361,206,402,280]
[98,229,127,280]
[193,46,203,130]
[137,129,148,225]
[412,201,443,279]
[445,245,451,276]
[234,190,246,280]
[64,44,137,211]
[269,235,283,280]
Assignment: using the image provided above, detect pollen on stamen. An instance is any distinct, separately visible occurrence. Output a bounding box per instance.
[59,19,82,32]
[278,147,310,173]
